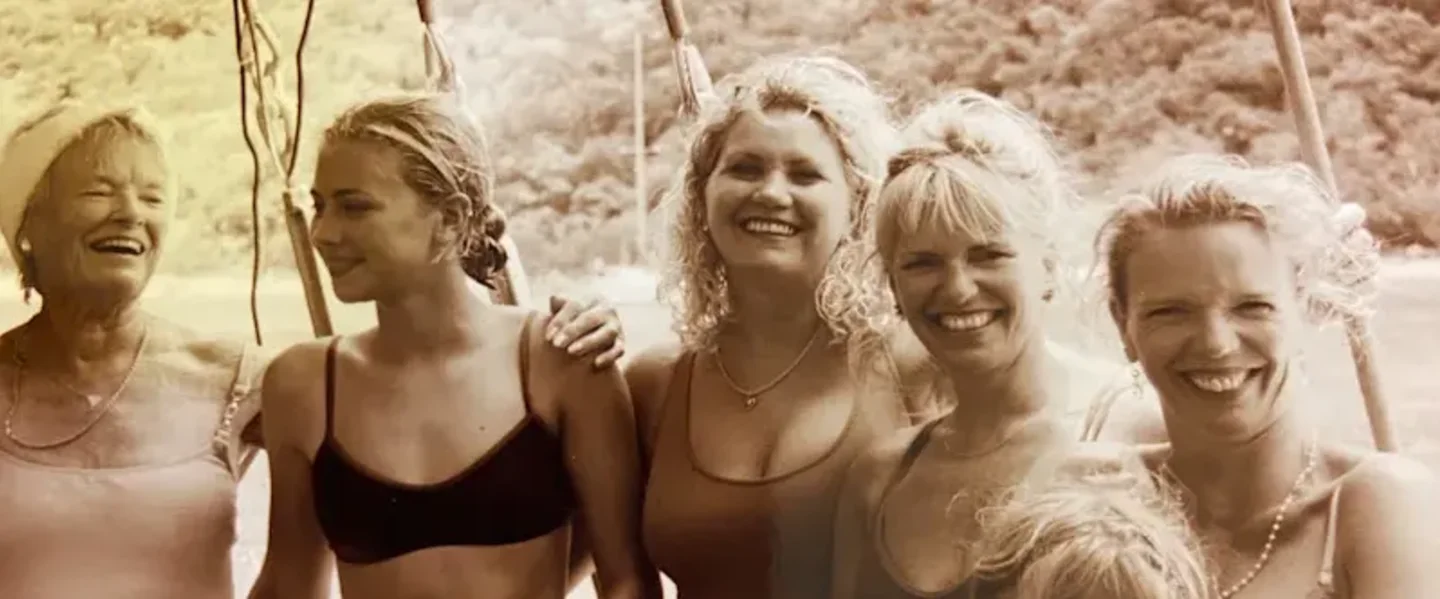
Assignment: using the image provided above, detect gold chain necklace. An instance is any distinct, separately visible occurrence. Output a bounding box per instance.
[713,326,823,410]
[4,327,150,450]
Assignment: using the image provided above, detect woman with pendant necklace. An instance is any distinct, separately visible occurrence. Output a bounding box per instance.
[0,100,624,599]
[830,91,1176,599]
[1098,154,1440,598]
[626,54,919,599]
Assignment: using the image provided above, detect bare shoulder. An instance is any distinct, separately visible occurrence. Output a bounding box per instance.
[511,307,623,421]
[152,319,249,382]
[1331,449,1440,570]
[510,306,615,388]
[1338,451,1439,512]
[256,336,336,452]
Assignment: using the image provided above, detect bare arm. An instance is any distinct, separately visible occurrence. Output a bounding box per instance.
[621,343,681,474]
[564,342,678,594]
[565,517,598,593]
[247,346,334,599]
[543,330,662,599]
[1337,455,1440,598]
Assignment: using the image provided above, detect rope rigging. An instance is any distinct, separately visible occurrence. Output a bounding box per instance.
[227,0,532,348]
[230,0,325,345]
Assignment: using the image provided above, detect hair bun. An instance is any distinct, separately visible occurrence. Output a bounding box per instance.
[480,203,507,241]
[939,127,994,160]
[883,126,996,181]
[457,204,509,288]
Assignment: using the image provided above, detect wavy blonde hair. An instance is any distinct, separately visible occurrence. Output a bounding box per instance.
[973,472,1211,599]
[651,54,898,352]
[1095,154,1380,327]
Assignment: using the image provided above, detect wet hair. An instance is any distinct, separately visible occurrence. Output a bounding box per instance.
[321,93,507,287]
[16,110,170,300]
[651,54,899,352]
[1095,154,1380,326]
[973,473,1210,599]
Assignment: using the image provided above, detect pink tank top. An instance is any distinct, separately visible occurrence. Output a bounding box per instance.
[0,344,261,599]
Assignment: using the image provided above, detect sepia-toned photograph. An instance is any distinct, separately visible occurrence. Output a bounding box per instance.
[0,0,1436,597]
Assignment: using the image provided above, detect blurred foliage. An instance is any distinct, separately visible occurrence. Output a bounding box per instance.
[1,0,1437,276]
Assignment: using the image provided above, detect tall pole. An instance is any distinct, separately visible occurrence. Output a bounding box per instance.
[632,29,647,264]
[1263,0,1398,452]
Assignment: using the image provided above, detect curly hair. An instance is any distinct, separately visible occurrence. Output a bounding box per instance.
[321,93,507,288]
[1095,154,1380,327]
[650,54,899,352]
[972,472,1211,599]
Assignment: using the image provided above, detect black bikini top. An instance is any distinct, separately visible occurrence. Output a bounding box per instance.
[309,324,576,565]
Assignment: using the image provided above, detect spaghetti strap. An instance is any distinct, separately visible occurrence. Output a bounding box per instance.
[1078,378,1128,442]
[1317,482,1344,589]
[517,311,537,412]
[878,418,945,505]
[650,351,696,449]
[323,337,341,441]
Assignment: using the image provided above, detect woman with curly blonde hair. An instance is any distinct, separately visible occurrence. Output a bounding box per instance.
[829,89,1161,599]
[625,54,945,599]
[972,474,1210,599]
[1097,154,1440,598]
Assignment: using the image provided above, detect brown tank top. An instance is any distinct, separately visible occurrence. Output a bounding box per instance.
[0,344,261,599]
[641,351,895,599]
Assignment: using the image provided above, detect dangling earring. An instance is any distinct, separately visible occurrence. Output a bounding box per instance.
[1128,364,1144,401]
[18,238,34,304]
[1042,288,1055,302]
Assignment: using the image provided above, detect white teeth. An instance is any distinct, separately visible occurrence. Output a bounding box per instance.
[1186,371,1250,393]
[937,311,997,332]
[742,219,797,236]
[91,238,143,254]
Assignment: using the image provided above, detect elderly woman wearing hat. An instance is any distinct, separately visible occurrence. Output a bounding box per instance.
[0,100,622,599]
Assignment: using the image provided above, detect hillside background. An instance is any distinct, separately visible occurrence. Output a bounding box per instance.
[1,0,1437,279]
[4,3,1438,597]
